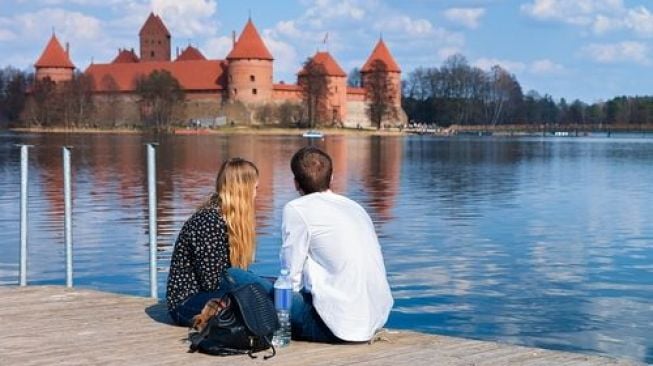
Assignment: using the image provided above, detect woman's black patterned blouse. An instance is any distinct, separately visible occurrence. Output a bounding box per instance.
[166,204,230,312]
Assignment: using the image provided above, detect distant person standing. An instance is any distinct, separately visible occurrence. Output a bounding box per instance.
[281,146,393,342]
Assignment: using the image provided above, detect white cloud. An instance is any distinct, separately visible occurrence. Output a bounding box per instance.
[0,8,102,42]
[521,0,623,25]
[444,7,486,29]
[262,33,300,75]
[474,58,526,73]
[203,36,233,60]
[530,59,565,74]
[581,41,650,64]
[521,0,653,37]
[150,0,218,38]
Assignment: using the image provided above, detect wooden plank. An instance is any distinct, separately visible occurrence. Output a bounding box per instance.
[0,286,643,366]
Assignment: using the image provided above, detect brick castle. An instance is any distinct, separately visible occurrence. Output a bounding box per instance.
[33,13,406,128]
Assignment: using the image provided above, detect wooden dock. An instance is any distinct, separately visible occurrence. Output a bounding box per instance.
[0,286,641,365]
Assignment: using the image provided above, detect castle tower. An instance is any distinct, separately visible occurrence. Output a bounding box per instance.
[34,34,75,82]
[226,19,274,104]
[361,39,402,113]
[300,51,348,124]
[139,12,171,62]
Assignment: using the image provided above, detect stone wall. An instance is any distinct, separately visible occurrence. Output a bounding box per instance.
[345,100,370,128]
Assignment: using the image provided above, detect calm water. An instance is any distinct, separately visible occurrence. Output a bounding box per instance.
[1,132,652,363]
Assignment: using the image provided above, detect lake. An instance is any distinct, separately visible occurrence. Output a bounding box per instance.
[0,131,652,363]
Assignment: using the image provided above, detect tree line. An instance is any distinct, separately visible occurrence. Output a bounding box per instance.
[3,54,653,129]
[401,54,653,127]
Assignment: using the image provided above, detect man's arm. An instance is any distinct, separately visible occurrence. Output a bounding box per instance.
[280,203,310,292]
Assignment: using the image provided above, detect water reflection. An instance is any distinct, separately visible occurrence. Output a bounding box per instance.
[0,132,652,363]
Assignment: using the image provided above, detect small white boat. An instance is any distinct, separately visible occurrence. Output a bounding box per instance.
[302,130,324,139]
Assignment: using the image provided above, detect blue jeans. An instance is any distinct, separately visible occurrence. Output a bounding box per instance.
[291,291,342,343]
[169,268,273,327]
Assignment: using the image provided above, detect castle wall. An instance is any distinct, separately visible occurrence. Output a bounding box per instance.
[227,59,273,104]
[272,88,302,102]
[185,91,223,121]
[36,67,74,83]
[345,100,371,128]
[92,94,141,127]
[326,76,347,124]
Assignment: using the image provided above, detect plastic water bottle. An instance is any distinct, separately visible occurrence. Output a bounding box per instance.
[272,268,292,347]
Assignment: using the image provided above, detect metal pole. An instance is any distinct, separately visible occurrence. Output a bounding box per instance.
[147,143,158,299]
[19,145,31,286]
[63,147,73,288]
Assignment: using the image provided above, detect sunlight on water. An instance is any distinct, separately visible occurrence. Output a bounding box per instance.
[0,132,652,363]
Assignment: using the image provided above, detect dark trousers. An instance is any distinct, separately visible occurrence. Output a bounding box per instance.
[169,268,273,327]
[170,269,341,343]
[291,291,341,343]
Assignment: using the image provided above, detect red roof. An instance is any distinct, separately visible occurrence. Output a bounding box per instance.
[227,19,273,60]
[176,46,206,61]
[347,87,366,95]
[299,52,346,77]
[361,39,400,73]
[273,83,302,91]
[85,60,227,92]
[112,49,140,64]
[35,35,75,69]
[139,13,170,37]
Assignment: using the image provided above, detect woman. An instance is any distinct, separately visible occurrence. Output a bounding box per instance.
[166,157,265,326]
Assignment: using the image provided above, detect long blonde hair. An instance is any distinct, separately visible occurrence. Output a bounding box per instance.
[205,158,259,269]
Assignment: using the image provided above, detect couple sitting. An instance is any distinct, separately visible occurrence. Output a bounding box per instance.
[165,146,393,343]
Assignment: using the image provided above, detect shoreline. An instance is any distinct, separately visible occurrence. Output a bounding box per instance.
[6,126,408,137]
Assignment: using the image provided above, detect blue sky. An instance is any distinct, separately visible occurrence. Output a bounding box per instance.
[1,0,652,103]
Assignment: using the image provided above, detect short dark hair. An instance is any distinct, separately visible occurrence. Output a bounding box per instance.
[290,146,333,194]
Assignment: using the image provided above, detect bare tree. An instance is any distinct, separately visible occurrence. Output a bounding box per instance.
[364,60,397,129]
[298,58,329,128]
[136,70,185,131]
[30,77,60,127]
[100,74,121,127]
[62,72,95,129]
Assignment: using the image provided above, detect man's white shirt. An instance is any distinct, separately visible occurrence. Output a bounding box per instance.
[281,190,393,342]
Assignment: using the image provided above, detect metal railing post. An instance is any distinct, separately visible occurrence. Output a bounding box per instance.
[63,147,73,288]
[147,143,158,299]
[18,145,31,286]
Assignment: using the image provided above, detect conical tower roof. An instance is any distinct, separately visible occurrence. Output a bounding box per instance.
[361,39,400,73]
[176,45,206,61]
[227,19,273,60]
[299,51,346,77]
[35,34,75,69]
[112,49,140,63]
[139,12,170,37]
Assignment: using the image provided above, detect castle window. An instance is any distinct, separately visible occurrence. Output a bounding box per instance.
[151,51,155,57]
[250,75,255,82]
[252,88,258,95]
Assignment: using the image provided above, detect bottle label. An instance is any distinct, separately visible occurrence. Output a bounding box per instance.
[274,287,292,311]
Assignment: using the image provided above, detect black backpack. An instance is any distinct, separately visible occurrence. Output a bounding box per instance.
[188,277,280,359]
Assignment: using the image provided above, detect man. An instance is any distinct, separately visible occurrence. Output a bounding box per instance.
[281,146,393,343]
